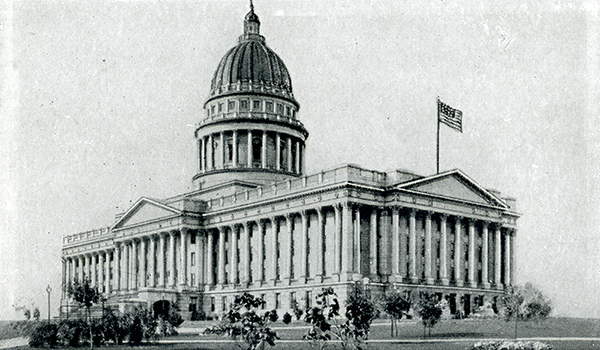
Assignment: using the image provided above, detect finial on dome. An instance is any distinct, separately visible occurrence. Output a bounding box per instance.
[244,0,260,35]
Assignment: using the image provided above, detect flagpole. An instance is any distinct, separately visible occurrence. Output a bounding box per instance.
[436,98,440,174]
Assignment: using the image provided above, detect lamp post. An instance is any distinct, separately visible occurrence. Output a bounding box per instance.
[46,284,52,323]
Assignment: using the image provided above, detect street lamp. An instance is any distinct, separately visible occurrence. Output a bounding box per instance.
[46,284,52,323]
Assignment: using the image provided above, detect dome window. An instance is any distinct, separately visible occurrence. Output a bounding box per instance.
[228,100,236,112]
[240,99,249,111]
[286,106,291,116]
[218,103,224,113]
[265,101,273,113]
[211,105,216,116]
[276,103,284,114]
[253,100,262,111]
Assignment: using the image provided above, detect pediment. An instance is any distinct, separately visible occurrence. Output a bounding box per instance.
[111,197,182,230]
[397,170,508,209]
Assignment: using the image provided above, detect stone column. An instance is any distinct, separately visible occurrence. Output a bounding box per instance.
[98,253,104,293]
[241,222,250,285]
[61,258,67,296]
[247,130,253,168]
[219,132,225,169]
[283,214,293,284]
[200,138,205,173]
[334,204,342,276]
[409,209,418,283]
[287,136,292,172]
[232,130,238,167]
[391,208,400,281]
[158,234,166,287]
[139,238,146,289]
[256,220,265,284]
[454,217,463,286]
[207,231,214,285]
[341,203,353,277]
[125,242,131,291]
[120,243,128,291]
[440,214,449,285]
[494,226,502,289]
[504,231,511,286]
[180,228,188,287]
[114,246,121,291]
[300,211,308,283]
[230,225,238,285]
[197,231,205,288]
[270,217,278,283]
[105,251,111,294]
[510,231,516,286]
[370,208,378,278]
[482,223,490,288]
[315,209,324,282]
[261,131,267,169]
[354,205,361,273]
[132,240,138,290]
[148,236,156,288]
[295,141,301,173]
[468,219,477,288]
[275,133,281,170]
[168,231,176,287]
[207,134,213,170]
[77,256,83,284]
[90,254,97,287]
[425,212,433,284]
[218,227,226,285]
[84,254,91,283]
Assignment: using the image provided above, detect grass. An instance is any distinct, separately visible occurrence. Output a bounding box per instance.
[2,318,600,350]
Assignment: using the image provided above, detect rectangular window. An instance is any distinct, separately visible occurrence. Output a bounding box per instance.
[222,297,228,311]
[211,105,215,115]
[290,292,296,308]
[253,100,262,110]
[240,100,249,111]
[211,297,215,312]
[191,233,196,244]
[190,273,195,286]
[265,101,273,112]
[228,100,236,111]
[261,294,266,309]
[276,103,284,114]
[275,293,281,309]
[191,252,196,266]
[218,102,224,113]
[286,106,291,116]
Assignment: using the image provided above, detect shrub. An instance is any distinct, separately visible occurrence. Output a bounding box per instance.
[469,340,553,350]
[128,317,143,346]
[416,292,443,337]
[282,312,292,325]
[57,319,86,347]
[29,323,58,348]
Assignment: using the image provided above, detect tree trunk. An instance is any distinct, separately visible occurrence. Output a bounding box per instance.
[88,306,93,350]
[390,318,394,337]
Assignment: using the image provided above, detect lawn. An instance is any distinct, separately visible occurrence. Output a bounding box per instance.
[3,318,600,350]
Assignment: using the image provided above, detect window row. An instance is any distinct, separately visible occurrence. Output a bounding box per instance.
[208,98,295,118]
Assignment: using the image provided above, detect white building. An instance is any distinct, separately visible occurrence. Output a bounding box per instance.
[61,4,519,319]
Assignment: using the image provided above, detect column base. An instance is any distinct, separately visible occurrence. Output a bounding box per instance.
[297,276,307,284]
[469,281,478,288]
[441,278,450,286]
[283,278,291,286]
[495,283,504,290]
[410,276,419,284]
[253,281,263,288]
[331,273,341,282]
[314,275,323,283]
[426,278,435,285]
[456,280,464,287]
[391,275,403,283]
[483,282,491,289]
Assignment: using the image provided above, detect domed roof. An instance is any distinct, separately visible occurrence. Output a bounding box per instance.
[206,6,297,106]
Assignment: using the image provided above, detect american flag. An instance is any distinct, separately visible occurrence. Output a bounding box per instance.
[438,100,463,133]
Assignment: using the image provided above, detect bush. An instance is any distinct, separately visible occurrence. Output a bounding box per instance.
[128,317,143,346]
[469,341,553,350]
[282,312,292,325]
[29,323,58,348]
[57,319,86,347]
[191,308,206,321]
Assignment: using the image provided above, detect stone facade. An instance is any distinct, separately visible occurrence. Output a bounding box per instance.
[60,5,519,320]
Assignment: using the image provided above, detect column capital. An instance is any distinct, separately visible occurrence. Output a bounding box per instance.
[481,221,490,229]
[424,210,433,218]
[439,213,449,221]
[408,208,417,217]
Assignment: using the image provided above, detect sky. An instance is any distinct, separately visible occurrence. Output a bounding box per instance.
[1,0,599,320]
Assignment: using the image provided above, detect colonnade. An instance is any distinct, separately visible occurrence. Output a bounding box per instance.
[62,228,203,296]
[198,130,304,174]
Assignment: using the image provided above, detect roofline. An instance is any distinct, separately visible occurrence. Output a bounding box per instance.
[110,197,183,231]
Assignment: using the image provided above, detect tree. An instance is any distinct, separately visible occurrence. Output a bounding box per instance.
[204,292,279,350]
[304,285,378,350]
[33,307,41,321]
[68,279,101,350]
[416,292,443,337]
[382,290,412,337]
[503,283,552,339]
[24,309,32,320]
[292,299,304,321]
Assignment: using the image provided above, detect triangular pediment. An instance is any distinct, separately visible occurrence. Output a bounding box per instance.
[397,170,508,209]
[111,197,182,230]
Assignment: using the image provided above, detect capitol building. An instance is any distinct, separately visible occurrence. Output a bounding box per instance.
[60,4,519,319]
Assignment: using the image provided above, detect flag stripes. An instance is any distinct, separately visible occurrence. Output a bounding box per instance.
[438,100,463,133]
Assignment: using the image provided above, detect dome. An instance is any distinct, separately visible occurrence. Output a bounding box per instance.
[206,6,297,107]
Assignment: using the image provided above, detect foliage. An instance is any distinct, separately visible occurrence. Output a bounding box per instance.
[128,317,143,345]
[503,284,552,321]
[303,284,377,350]
[204,292,279,350]
[191,308,207,321]
[103,310,129,345]
[33,307,41,321]
[57,319,86,347]
[416,292,443,337]
[24,309,32,320]
[282,312,292,325]
[470,340,553,350]
[67,279,101,348]
[29,323,58,348]
[381,290,412,337]
[292,299,304,320]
